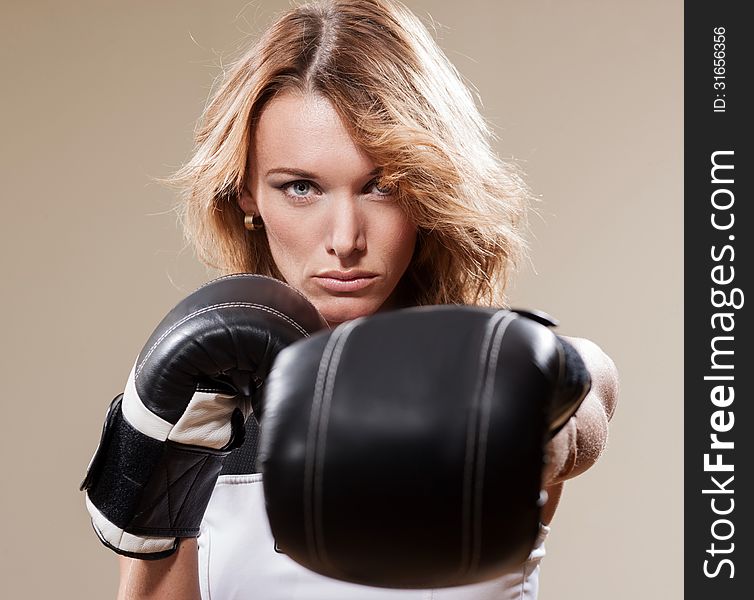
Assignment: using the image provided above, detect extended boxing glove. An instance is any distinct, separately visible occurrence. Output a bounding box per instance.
[258,306,590,588]
[81,274,326,559]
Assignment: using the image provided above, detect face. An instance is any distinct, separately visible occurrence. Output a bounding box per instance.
[240,91,417,328]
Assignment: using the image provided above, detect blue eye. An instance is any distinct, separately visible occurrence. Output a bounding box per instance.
[288,181,311,196]
[279,180,319,203]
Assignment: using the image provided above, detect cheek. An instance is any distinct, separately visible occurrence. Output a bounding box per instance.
[258,207,317,278]
[376,209,417,274]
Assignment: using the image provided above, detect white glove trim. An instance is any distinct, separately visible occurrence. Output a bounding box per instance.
[122,361,172,442]
[169,390,247,449]
[85,494,175,554]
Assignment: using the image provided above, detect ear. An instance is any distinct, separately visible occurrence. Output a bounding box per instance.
[238,181,257,214]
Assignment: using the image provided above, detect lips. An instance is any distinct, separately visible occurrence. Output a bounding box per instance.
[313,270,378,292]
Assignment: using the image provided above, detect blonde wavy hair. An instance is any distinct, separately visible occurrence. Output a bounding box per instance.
[167,0,531,307]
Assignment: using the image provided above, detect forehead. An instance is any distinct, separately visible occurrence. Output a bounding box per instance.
[252,91,374,173]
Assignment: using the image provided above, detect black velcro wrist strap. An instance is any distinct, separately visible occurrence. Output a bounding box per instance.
[83,395,165,529]
[83,395,228,539]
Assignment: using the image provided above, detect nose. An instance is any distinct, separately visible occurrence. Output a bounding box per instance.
[326,195,366,259]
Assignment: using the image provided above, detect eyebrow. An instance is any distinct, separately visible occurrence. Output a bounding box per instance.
[266,167,381,178]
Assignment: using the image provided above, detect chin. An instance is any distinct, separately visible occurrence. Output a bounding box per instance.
[317,296,384,329]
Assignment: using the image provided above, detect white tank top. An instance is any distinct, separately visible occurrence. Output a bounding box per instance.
[198,473,548,600]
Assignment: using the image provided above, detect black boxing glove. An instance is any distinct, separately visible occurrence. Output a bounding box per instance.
[81,274,326,559]
[258,306,590,588]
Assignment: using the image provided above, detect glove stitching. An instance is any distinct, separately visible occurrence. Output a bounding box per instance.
[164,461,175,527]
[193,273,323,316]
[314,320,356,567]
[462,311,514,576]
[135,303,310,381]
[172,454,208,531]
[304,320,359,569]
[462,311,501,575]
[474,312,515,571]
[130,454,207,535]
[305,329,341,562]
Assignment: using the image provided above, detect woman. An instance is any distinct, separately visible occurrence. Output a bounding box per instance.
[117,0,618,598]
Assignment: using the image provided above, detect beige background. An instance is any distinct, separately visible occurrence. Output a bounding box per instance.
[1,0,681,598]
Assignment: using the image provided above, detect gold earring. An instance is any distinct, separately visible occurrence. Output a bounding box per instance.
[244,213,264,231]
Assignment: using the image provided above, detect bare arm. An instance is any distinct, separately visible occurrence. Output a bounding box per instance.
[540,336,619,523]
[117,539,200,600]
